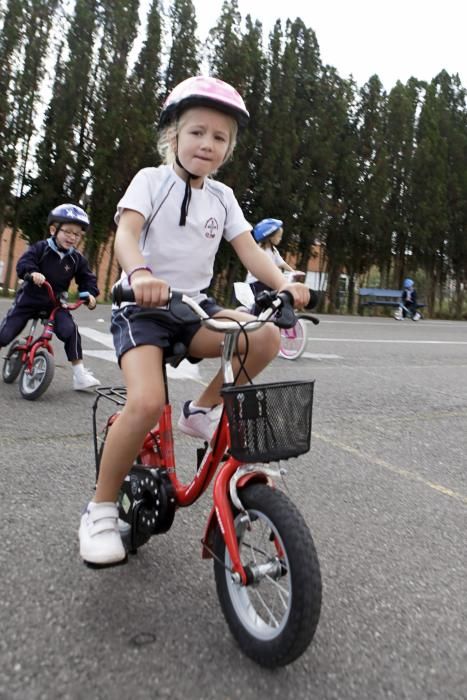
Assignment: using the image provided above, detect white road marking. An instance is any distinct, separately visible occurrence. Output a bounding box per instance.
[302,352,343,360]
[310,337,467,345]
[79,327,115,348]
[84,349,117,362]
[80,327,205,384]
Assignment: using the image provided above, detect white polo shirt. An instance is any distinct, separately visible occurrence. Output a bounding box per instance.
[115,165,251,298]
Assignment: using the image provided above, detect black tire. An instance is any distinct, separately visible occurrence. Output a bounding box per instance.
[19,349,55,400]
[2,339,24,383]
[213,483,321,667]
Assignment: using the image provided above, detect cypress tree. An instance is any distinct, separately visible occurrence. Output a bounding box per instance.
[411,78,449,314]
[385,79,422,286]
[1,0,60,294]
[87,0,140,269]
[165,0,199,91]
[19,0,100,243]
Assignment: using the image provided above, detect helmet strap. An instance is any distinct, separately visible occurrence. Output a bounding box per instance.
[176,155,196,226]
[175,144,202,226]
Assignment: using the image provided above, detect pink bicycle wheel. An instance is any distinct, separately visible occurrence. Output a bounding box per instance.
[278,318,307,360]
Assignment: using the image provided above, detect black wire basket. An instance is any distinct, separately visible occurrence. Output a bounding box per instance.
[221,380,315,463]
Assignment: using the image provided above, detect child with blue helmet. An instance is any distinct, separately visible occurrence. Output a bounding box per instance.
[245,219,303,308]
[401,278,418,319]
[0,204,100,390]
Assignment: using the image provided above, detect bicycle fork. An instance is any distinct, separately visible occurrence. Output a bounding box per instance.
[202,455,282,586]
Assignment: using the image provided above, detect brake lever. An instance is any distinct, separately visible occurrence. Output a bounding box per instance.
[297,313,320,326]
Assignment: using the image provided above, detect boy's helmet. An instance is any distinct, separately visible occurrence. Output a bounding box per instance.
[47,204,90,231]
[403,277,414,288]
[252,218,283,243]
[159,76,250,129]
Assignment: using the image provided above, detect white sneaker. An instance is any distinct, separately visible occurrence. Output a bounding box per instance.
[79,501,126,565]
[177,401,223,441]
[73,368,101,391]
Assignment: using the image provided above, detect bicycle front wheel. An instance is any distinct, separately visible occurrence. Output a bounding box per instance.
[278,318,307,360]
[2,339,24,383]
[19,350,55,400]
[213,483,321,667]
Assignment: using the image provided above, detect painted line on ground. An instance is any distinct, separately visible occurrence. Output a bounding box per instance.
[80,327,206,384]
[302,352,343,360]
[314,432,467,506]
[310,337,467,345]
[79,327,115,348]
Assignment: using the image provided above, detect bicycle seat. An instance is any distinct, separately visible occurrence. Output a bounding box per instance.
[165,341,188,368]
[33,310,49,321]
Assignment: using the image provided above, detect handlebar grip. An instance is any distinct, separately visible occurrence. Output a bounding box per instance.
[305,289,320,310]
[23,273,33,282]
[112,282,135,305]
[281,288,319,310]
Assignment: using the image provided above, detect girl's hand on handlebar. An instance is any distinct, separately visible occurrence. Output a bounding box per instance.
[279,281,310,309]
[31,272,46,286]
[131,273,169,307]
[87,294,97,310]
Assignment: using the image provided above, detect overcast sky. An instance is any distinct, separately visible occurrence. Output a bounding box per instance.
[190,0,466,91]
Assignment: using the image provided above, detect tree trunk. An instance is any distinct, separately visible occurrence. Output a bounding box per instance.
[2,225,18,296]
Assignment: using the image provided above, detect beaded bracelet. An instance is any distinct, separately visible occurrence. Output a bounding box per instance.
[127,265,153,285]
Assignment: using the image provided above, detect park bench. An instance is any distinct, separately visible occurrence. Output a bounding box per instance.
[358,287,425,315]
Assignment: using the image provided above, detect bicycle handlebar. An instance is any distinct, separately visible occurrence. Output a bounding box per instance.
[23,273,89,310]
[112,282,319,332]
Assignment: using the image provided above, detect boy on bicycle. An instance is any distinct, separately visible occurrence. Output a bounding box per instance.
[79,76,311,565]
[0,204,100,390]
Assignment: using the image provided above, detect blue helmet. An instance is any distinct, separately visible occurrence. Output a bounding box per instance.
[252,218,283,243]
[403,278,414,289]
[47,203,90,231]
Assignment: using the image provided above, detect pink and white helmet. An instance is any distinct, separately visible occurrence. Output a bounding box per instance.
[159,76,250,129]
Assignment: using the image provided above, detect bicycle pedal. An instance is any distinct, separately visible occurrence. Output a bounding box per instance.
[196,445,208,470]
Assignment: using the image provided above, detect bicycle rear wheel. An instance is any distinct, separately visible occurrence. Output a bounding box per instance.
[2,339,24,383]
[278,318,307,360]
[19,350,55,400]
[213,483,321,667]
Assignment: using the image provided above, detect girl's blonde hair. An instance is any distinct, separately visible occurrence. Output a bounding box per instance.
[157,108,238,170]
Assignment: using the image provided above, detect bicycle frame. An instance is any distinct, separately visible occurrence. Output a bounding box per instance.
[16,280,86,371]
[95,291,296,585]
[158,403,254,582]
[94,383,270,586]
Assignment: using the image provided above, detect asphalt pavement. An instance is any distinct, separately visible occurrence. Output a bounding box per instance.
[0,299,466,700]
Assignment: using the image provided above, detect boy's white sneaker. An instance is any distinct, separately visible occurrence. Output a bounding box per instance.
[177,401,223,441]
[79,501,126,565]
[73,368,101,391]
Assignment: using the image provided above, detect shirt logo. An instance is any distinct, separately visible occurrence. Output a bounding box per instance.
[204,218,218,239]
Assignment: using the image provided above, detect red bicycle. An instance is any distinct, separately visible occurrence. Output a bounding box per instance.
[92,284,322,668]
[2,274,88,400]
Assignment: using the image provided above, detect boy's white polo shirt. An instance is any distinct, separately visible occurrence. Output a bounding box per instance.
[115,165,251,299]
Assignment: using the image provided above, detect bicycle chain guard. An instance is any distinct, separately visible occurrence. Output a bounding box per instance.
[118,465,176,550]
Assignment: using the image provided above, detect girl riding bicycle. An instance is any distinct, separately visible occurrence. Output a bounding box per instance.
[0,204,100,391]
[79,76,311,566]
[245,218,304,313]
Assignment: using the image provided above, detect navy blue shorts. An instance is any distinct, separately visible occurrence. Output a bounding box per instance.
[111,297,223,366]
